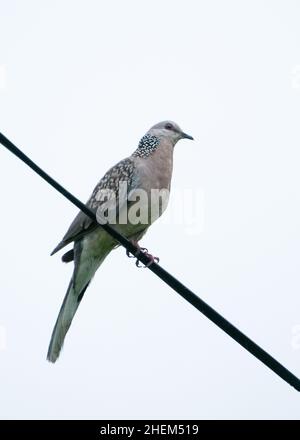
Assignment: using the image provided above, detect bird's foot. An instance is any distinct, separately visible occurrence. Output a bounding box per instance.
[126,242,159,268]
[135,248,160,268]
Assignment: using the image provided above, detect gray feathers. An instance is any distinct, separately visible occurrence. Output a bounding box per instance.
[89,158,136,208]
[47,278,81,363]
[51,158,137,256]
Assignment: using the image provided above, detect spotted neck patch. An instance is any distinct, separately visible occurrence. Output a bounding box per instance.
[132,134,160,158]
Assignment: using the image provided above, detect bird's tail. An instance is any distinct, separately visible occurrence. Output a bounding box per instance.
[47,277,90,363]
[47,231,114,363]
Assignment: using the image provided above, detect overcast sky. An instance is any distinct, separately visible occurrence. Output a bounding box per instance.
[1,0,300,419]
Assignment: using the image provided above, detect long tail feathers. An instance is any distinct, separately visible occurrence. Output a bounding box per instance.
[47,279,89,363]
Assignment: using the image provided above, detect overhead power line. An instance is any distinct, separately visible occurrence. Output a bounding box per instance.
[0,131,299,392]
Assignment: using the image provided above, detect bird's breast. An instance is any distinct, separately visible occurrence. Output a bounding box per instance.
[130,145,174,225]
[135,145,173,192]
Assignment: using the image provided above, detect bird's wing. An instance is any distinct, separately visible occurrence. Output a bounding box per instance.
[51,157,138,255]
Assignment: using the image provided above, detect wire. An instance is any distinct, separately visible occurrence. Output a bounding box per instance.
[0,131,299,392]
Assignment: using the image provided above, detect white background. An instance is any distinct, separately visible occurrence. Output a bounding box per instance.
[1,0,300,419]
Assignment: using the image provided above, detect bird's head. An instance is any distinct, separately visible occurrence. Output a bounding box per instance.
[148,120,194,145]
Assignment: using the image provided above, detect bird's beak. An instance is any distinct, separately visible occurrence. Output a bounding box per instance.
[181,132,194,140]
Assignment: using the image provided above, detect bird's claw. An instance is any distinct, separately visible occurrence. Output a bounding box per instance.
[126,249,135,258]
[135,248,159,268]
[126,245,159,268]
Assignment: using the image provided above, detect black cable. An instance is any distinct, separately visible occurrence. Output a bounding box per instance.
[1,131,299,392]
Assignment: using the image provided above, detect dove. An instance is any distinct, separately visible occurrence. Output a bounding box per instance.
[47,121,193,362]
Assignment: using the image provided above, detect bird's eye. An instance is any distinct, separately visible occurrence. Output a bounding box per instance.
[165,123,173,130]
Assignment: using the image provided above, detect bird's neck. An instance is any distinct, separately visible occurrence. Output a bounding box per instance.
[132,134,160,158]
[133,138,174,192]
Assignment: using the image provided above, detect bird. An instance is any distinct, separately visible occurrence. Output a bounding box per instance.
[47,120,194,362]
